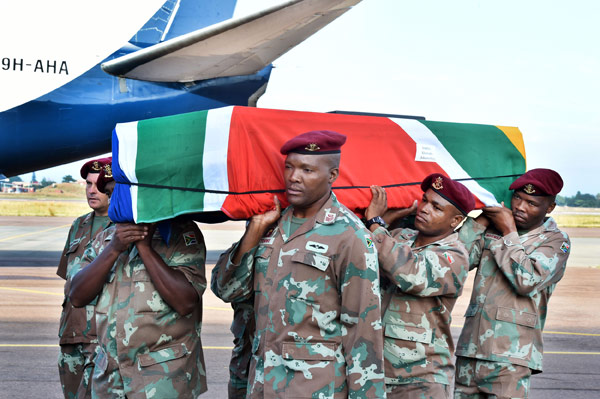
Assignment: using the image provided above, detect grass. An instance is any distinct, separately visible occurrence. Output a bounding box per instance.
[0,183,85,200]
[552,214,600,228]
[0,200,89,217]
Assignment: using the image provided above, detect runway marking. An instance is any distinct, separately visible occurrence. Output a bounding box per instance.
[451,324,600,337]
[0,224,71,242]
[0,286,62,296]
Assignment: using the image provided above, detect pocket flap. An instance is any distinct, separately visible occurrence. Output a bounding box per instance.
[256,246,273,259]
[495,306,537,328]
[138,343,188,367]
[282,342,336,361]
[291,251,330,271]
[385,323,432,344]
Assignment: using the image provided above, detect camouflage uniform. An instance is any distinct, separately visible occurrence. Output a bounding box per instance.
[57,212,112,399]
[212,193,386,398]
[455,216,571,398]
[70,219,207,398]
[371,226,469,399]
[228,299,255,399]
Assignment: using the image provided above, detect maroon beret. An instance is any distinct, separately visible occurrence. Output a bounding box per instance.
[509,168,563,196]
[80,157,112,179]
[421,173,475,215]
[280,130,347,155]
[96,163,114,194]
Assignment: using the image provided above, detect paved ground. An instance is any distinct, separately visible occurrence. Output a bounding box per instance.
[0,216,599,398]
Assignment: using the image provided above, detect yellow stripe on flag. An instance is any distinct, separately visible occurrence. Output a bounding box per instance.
[496,125,527,164]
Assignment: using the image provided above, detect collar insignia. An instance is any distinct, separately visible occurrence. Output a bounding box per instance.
[524,184,536,194]
[432,176,444,190]
[91,161,101,171]
[305,143,320,152]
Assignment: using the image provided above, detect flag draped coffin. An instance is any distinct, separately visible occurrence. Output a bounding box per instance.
[109,106,526,223]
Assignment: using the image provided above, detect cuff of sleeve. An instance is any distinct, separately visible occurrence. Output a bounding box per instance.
[469,218,488,234]
[502,231,521,247]
[372,226,391,243]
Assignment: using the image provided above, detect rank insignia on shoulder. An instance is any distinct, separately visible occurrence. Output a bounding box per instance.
[560,242,570,253]
[443,251,455,264]
[183,232,197,246]
[365,236,374,249]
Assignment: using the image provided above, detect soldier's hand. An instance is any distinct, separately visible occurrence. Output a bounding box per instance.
[383,199,418,226]
[251,195,282,231]
[135,223,157,250]
[110,223,148,252]
[482,202,516,236]
[365,186,388,220]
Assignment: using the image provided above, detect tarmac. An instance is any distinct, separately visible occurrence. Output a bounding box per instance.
[0,216,599,398]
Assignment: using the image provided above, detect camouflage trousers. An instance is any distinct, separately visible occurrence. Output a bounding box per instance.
[454,356,531,399]
[386,382,451,399]
[58,342,97,399]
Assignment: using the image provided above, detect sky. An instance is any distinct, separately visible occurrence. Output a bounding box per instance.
[18,0,600,196]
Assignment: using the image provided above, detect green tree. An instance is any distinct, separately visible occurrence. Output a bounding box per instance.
[62,175,76,183]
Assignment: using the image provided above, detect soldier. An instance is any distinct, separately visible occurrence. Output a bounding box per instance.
[68,213,208,397]
[364,174,475,399]
[57,158,113,399]
[454,168,571,399]
[211,130,386,398]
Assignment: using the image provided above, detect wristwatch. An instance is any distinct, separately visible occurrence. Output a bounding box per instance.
[365,216,387,229]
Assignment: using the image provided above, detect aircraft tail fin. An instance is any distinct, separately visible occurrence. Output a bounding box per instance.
[130,0,238,47]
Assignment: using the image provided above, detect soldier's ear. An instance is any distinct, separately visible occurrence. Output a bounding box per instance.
[328,167,339,184]
[450,214,464,230]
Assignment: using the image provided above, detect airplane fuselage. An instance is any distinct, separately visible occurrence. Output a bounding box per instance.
[0,49,271,177]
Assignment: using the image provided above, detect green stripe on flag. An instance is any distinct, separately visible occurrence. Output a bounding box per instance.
[420,121,526,206]
[135,111,209,222]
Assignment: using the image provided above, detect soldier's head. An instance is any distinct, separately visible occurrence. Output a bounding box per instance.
[80,157,112,216]
[509,168,562,230]
[415,173,475,239]
[280,130,346,217]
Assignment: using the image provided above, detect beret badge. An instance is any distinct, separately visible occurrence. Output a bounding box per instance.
[305,143,321,152]
[432,176,444,190]
[91,161,101,171]
[104,164,113,179]
[523,184,536,194]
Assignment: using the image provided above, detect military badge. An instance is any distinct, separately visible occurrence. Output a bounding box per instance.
[323,211,336,224]
[91,160,102,171]
[260,237,275,245]
[560,242,570,253]
[183,232,197,246]
[305,143,320,151]
[103,164,113,178]
[432,176,444,190]
[443,251,455,264]
[524,184,536,194]
[365,236,374,249]
[306,241,328,254]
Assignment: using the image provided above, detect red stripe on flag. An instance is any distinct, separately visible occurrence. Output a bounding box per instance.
[221,107,452,219]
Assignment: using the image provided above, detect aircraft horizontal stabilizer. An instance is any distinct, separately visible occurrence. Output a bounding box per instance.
[101,0,361,82]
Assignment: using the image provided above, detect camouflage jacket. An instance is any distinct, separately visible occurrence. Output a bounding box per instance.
[212,193,386,398]
[70,219,207,398]
[57,212,112,345]
[456,217,571,371]
[371,227,469,386]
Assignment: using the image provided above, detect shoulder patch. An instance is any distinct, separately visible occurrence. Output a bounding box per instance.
[183,232,198,246]
[560,242,570,253]
[306,241,328,254]
[443,251,455,264]
[365,235,374,249]
[323,211,336,224]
